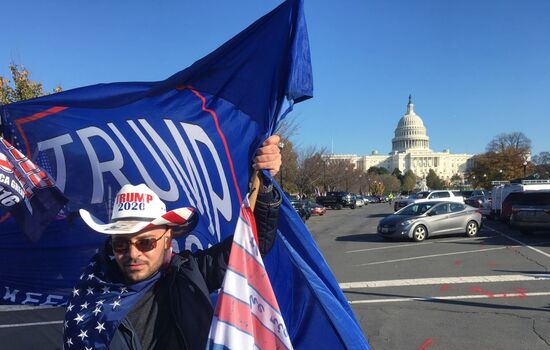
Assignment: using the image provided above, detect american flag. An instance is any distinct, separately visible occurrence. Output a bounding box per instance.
[0,136,67,242]
[62,245,160,350]
[207,201,293,350]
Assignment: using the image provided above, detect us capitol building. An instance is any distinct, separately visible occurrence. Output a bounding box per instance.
[329,96,473,180]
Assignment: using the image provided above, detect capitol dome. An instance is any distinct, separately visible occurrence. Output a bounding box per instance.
[392,96,430,153]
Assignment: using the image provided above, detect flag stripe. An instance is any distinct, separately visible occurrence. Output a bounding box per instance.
[231,235,263,269]
[228,243,278,307]
[14,106,68,157]
[216,293,290,350]
[223,270,281,317]
[180,86,244,206]
[233,214,262,264]
[208,317,255,349]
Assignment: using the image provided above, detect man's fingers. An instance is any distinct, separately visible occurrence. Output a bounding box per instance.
[262,134,281,146]
[252,134,282,176]
[252,158,281,170]
[254,154,280,163]
[255,144,280,155]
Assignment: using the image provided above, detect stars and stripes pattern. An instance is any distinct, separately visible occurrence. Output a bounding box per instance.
[207,202,293,350]
[0,136,67,241]
[63,245,160,349]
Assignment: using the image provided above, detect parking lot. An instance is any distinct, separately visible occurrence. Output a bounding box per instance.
[2,203,549,350]
[307,203,550,350]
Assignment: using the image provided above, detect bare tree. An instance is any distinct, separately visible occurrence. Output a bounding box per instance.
[533,152,550,165]
[295,146,327,197]
[486,132,531,153]
[275,114,301,141]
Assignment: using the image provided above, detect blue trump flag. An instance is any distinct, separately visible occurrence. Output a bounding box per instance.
[0,0,369,348]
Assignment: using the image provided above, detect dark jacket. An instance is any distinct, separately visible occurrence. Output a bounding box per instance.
[109,188,281,350]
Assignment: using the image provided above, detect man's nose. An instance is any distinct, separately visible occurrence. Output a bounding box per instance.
[126,242,142,258]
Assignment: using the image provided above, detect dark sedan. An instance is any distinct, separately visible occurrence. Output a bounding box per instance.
[378,201,482,242]
[510,191,550,235]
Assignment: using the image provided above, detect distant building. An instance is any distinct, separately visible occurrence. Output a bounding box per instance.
[329,96,473,180]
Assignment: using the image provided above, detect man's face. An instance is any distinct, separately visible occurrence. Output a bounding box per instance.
[111,226,171,284]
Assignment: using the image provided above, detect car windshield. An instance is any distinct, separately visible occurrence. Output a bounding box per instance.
[410,191,430,199]
[397,202,436,216]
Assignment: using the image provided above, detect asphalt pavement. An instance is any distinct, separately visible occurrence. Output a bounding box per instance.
[307,202,550,350]
[2,203,549,350]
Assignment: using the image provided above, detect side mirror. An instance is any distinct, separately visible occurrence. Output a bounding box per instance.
[427,211,436,216]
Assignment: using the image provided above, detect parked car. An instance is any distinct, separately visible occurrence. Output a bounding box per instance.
[393,190,464,211]
[316,191,356,209]
[465,195,492,217]
[500,192,531,223]
[364,195,380,203]
[355,196,366,207]
[310,203,327,216]
[290,199,311,222]
[510,191,550,235]
[378,201,482,242]
[491,180,550,218]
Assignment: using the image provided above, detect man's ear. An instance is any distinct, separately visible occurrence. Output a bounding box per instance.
[164,229,172,250]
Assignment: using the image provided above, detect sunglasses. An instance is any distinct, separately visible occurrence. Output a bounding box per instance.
[111,228,169,254]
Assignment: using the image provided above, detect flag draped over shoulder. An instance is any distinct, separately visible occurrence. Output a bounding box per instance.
[0,0,369,348]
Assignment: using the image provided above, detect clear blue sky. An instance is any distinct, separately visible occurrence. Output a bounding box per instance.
[3,0,550,156]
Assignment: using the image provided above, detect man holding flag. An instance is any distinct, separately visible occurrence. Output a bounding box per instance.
[1,0,370,348]
[64,136,283,349]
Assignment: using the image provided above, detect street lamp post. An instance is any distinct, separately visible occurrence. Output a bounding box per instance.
[359,174,363,195]
[344,167,349,191]
[323,160,327,193]
[278,142,285,191]
[523,161,527,177]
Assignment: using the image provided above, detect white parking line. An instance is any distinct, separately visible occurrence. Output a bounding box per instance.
[0,320,63,329]
[339,274,550,289]
[345,235,497,254]
[348,291,550,304]
[355,246,511,266]
[485,225,550,259]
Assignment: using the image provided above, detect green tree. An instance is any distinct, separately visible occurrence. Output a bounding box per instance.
[367,166,389,175]
[0,63,61,105]
[380,174,400,194]
[401,170,416,193]
[426,169,444,190]
[450,174,463,188]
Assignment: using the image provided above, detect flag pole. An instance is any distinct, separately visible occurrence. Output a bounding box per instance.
[248,170,261,211]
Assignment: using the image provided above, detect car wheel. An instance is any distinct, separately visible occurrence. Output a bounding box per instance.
[336,204,343,210]
[412,225,427,242]
[465,221,479,237]
[350,204,356,210]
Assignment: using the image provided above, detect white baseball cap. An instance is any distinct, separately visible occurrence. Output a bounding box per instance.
[79,184,196,235]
